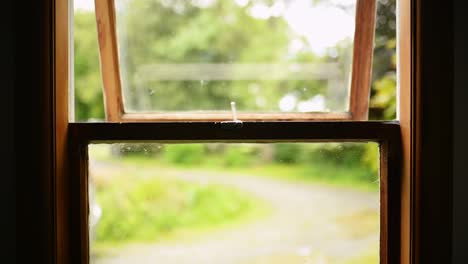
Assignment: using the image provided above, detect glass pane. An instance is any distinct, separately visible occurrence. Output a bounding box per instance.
[114,0,357,113]
[74,0,106,122]
[369,0,396,120]
[89,142,380,263]
[73,0,396,122]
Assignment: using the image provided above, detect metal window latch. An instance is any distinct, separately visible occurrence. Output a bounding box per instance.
[221,101,243,130]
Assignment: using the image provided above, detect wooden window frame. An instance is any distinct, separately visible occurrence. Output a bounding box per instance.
[94,0,376,122]
[37,0,453,264]
[68,121,401,264]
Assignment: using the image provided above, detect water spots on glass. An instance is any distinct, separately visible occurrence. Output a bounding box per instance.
[111,0,357,114]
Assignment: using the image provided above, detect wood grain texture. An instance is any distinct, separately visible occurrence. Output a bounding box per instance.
[54,0,71,263]
[94,0,124,121]
[121,112,352,122]
[349,0,377,121]
[380,141,389,264]
[397,0,412,262]
[380,138,402,264]
[68,132,89,264]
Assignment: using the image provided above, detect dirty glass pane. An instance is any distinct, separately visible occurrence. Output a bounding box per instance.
[89,142,380,263]
[73,0,396,121]
[114,0,357,113]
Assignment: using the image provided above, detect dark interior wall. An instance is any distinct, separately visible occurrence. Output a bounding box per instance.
[452,0,468,262]
[15,0,54,263]
[2,0,15,262]
[3,0,14,262]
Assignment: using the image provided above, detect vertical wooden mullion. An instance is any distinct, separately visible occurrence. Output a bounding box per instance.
[397,0,412,262]
[349,0,377,120]
[95,0,124,121]
[69,138,90,264]
[380,140,389,264]
[381,137,402,264]
[80,145,90,264]
[55,0,71,262]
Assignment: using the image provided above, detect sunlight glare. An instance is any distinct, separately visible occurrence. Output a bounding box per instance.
[279,93,297,111]
[284,0,355,55]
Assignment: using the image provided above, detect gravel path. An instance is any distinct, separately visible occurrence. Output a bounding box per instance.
[91,162,380,264]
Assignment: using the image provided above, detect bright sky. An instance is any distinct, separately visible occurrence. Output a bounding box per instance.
[248,0,355,54]
[283,0,355,55]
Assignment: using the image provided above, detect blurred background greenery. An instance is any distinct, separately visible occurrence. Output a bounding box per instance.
[74,0,396,121]
[74,0,395,176]
[90,142,380,263]
[77,1,395,262]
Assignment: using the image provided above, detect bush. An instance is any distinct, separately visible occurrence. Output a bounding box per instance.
[273,143,302,164]
[164,144,205,165]
[302,143,367,167]
[362,143,380,176]
[95,176,259,243]
[112,143,164,157]
[223,146,255,167]
[298,143,379,184]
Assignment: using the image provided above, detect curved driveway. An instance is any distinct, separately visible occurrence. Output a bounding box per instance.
[92,163,380,264]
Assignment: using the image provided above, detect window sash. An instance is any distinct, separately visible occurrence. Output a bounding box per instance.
[94,0,376,122]
[68,121,401,264]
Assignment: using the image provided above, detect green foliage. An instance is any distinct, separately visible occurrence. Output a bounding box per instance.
[223,146,257,167]
[82,0,391,200]
[371,72,397,119]
[113,143,164,157]
[362,143,381,176]
[74,0,358,117]
[74,11,105,121]
[164,144,205,165]
[304,160,377,185]
[95,176,259,242]
[295,143,379,184]
[370,0,397,120]
[118,0,320,112]
[273,143,302,164]
[303,144,367,167]
[74,0,396,121]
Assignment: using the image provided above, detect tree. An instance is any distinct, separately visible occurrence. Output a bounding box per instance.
[74,11,105,121]
[74,0,396,120]
[369,0,396,120]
